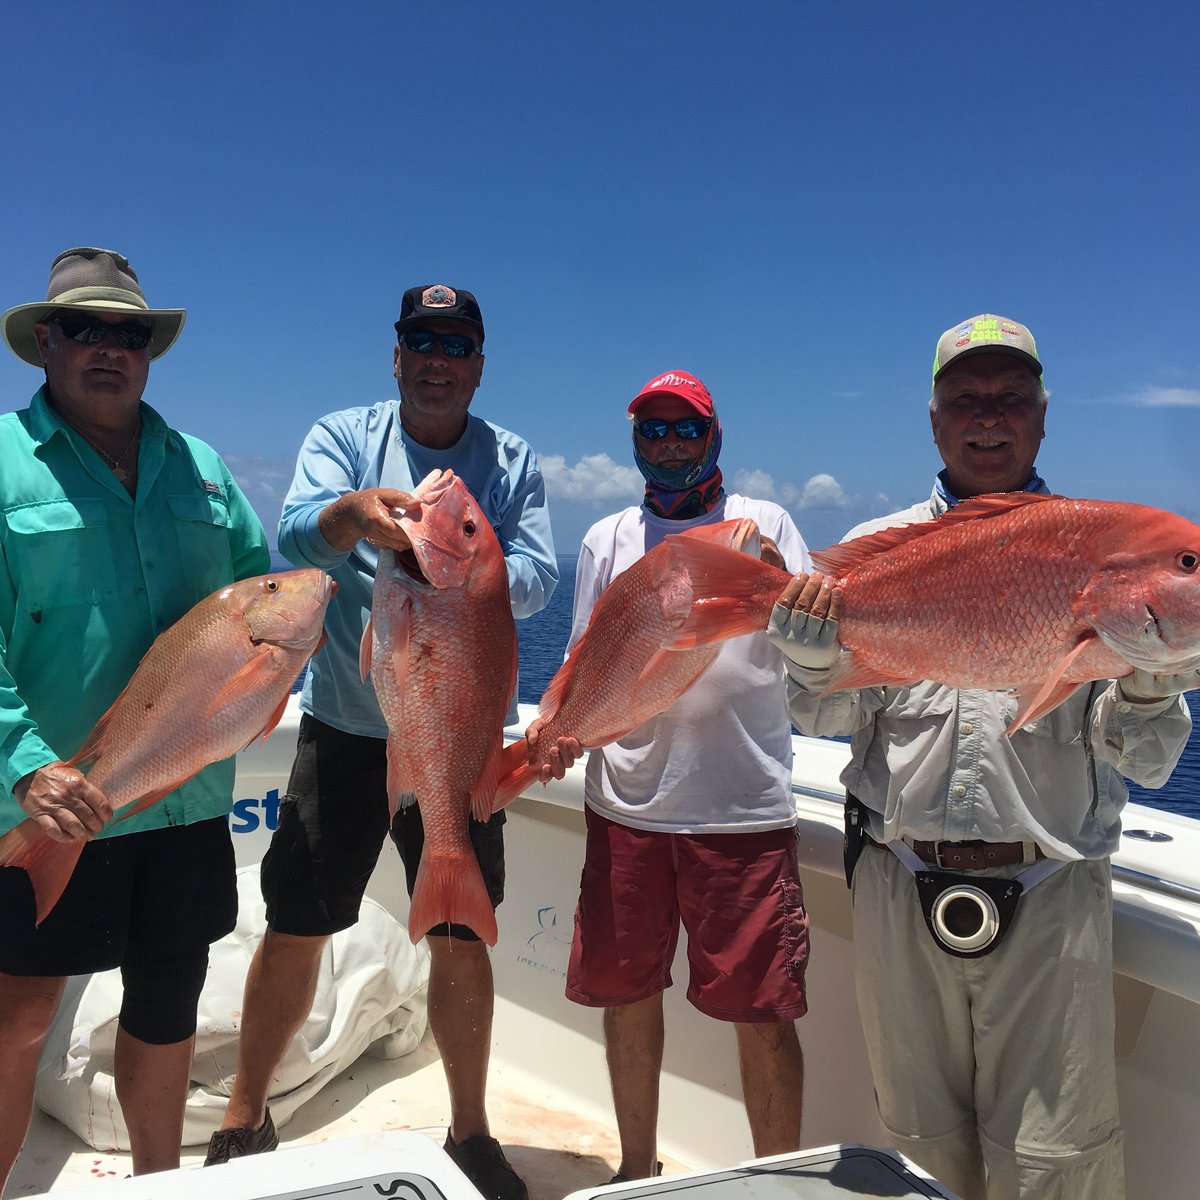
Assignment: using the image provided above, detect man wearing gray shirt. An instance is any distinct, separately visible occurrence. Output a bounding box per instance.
[768,314,1194,1200]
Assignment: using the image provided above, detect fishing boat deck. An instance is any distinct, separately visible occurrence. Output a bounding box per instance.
[12,1011,687,1199]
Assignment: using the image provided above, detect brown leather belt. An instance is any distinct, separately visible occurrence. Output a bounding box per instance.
[866,834,1044,871]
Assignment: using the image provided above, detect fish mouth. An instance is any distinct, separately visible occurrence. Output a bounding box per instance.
[397,548,429,584]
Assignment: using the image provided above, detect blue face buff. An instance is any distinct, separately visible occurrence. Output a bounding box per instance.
[633,414,724,519]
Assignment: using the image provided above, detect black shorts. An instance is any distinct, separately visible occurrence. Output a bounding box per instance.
[261,714,506,941]
[0,816,237,977]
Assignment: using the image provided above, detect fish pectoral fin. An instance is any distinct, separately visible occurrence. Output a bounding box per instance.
[243,691,292,749]
[1007,635,1100,731]
[359,616,374,682]
[821,653,915,693]
[206,655,278,717]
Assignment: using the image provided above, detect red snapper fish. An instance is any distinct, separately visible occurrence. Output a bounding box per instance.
[0,569,336,923]
[360,468,516,946]
[492,518,764,810]
[666,494,1200,731]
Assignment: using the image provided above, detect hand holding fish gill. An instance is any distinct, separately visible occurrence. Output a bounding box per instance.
[317,486,422,552]
[14,763,113,843]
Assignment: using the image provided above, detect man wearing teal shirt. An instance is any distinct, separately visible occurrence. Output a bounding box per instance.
[0,248,270,1191]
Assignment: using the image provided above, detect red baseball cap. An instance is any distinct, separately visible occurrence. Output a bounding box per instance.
[627,370,714,417]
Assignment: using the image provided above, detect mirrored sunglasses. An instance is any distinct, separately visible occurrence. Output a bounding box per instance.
[398,329,479,359]
[635,417,712,440]
[50,311,153,351]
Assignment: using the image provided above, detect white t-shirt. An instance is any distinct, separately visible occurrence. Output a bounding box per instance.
[570,494,812,833]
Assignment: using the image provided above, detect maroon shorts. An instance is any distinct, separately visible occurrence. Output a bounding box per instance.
[565,806,809,1022]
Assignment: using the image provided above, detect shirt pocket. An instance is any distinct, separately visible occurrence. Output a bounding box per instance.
[878,681,957,724]
[4,498,117,609]
[1004,686,1093,746]
[167,492,236,594]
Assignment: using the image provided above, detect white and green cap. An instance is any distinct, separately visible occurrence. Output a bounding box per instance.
[932,314,1041,385]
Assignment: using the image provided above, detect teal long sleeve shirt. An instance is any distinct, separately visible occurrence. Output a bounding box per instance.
[0,386,271,837]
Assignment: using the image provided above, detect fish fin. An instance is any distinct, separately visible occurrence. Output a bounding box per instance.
[537,656,574,722]
[812,493,1060,577]
[0,820,86,925]
[66,697,122,774]
[245,691,291,749]
[661,536,790,649]
[407,851,498,946]
[1006,635,1100,731]
[665,596,776,649]
[205,654,277,718]
[492,761,538,813]
[385,737,417,821]
[359,616,374,682]
[103,786,179,827]
[821,654,916,693]
[469,739,505,823]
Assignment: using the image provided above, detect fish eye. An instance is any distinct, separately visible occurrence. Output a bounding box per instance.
[463,521,476,537]
[266,578,280,591]
[1177,551,1199,573]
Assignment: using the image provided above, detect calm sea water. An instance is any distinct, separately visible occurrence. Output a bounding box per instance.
[514,556,1200,821]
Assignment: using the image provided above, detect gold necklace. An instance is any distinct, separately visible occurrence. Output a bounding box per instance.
[78,421,141,483]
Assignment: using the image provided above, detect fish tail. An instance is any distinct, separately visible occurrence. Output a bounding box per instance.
[0,820,86,925]
[407,851,498,946]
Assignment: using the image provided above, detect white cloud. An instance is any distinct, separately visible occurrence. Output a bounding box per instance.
[542,453,642,502]
[731,468,857,510]
[1130,387,1200,408]
[792,473,849,509]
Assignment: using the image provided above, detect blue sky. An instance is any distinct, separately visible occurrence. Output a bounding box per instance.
[2,1,1197,555]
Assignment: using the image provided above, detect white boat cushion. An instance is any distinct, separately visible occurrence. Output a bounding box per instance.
[34,863,430,1150]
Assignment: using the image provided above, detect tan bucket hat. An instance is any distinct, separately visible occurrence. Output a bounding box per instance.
[2,246,186,366]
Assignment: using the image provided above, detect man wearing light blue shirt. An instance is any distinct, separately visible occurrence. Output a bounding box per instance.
[207,285,556,1200]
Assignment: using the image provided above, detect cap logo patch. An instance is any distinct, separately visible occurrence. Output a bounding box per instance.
[649,372,697,391]
[422,285,457,308]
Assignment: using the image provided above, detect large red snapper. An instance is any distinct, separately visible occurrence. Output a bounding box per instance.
[0,569,336,923]
[666,493,1200,730]
[492,519,763,810]
[360,468,516,946]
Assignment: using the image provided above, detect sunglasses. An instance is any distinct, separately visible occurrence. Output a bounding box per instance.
[635,417,712,440]
[398,329,480,359]
[50,312,153,351]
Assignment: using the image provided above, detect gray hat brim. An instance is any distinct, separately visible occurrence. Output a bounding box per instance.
[1,299,186,367]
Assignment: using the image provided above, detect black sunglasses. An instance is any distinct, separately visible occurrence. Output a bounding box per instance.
[398,329,480,359]
[50,311,153,351]
[635,417,712,441]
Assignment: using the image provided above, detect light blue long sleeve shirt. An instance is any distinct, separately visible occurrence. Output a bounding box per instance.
[0,387,271,837]
[278,400,558,737]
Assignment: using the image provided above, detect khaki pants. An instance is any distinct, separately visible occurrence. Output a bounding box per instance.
[852,846,1124,1200]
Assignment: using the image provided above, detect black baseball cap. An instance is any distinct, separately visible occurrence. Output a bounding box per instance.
[394,284,484,342]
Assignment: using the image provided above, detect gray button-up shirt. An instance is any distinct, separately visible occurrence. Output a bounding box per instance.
[786,483,1193,860]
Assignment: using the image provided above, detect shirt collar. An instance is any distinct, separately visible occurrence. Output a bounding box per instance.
[934,467,1048,508]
